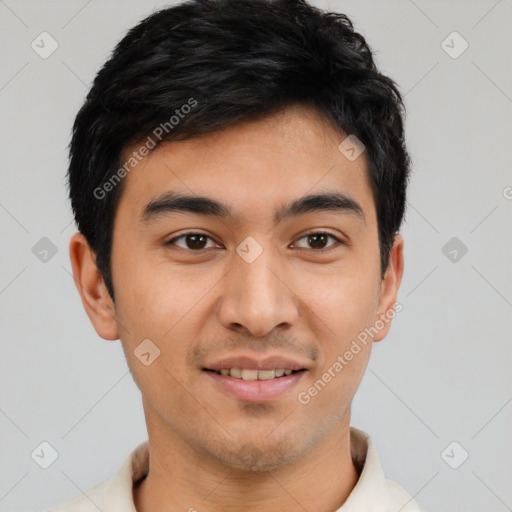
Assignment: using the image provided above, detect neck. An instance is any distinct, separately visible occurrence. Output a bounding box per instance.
[134,410,360,512]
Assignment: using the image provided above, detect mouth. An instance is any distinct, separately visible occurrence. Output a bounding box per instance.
[202,367,307,402]
[202,368,305,380]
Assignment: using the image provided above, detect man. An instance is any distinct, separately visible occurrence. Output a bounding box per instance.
[51,0,418,510]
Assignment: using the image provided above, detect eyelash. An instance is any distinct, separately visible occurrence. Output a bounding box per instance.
[165,232,344,252]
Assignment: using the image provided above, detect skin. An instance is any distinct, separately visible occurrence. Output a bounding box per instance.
[69,104,404,512]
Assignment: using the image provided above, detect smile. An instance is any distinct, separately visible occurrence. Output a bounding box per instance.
[202,368,307,402]
[205,368,302,380]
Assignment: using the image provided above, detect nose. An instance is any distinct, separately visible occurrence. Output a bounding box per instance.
[217,244,299,338]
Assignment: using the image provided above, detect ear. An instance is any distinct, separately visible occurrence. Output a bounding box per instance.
[373,233,404,342]
[69,232,119,340]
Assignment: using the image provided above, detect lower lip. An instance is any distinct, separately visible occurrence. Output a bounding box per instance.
[203,370,306,402]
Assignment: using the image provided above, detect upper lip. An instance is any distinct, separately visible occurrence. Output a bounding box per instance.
[204,355,308,372]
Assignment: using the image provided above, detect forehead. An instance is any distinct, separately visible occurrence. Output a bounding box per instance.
[115,105,375,225]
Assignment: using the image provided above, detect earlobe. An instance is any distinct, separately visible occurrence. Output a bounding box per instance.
[373,233,404,342]
[68,232,119,341]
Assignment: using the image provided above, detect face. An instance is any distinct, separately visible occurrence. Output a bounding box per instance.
[71,105,403,471]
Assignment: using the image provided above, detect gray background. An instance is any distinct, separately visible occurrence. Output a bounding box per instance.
[0,1,511,511]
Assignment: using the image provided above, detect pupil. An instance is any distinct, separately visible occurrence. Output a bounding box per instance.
[308,233,327,249]
[187,234,207,249]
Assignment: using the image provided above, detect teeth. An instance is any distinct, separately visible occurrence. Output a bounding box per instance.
[216,368,298,380]
[230,368,242,378]
[241,369,259,380]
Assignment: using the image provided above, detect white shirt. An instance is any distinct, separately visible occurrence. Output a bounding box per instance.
[47,427,421,511]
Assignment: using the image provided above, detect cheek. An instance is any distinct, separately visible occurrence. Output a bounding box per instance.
[113,272,200,414]
[114,256,201,333]
[301,265,379,338]
[113,258,222,380]
[296,267,378,403]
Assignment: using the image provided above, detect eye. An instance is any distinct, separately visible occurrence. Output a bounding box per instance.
[166,233,221,251]
[165,231,343,252]
[293,232,343,251]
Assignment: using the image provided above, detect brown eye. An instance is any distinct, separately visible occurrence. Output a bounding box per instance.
[307,233,328,249]
[185,234,207,250]
[294,232,342,251]
[166,233,218,251]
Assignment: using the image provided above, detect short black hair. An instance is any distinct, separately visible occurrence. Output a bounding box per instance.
[68,0,411,300]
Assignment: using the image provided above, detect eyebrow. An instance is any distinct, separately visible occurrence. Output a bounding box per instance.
[140,191,366,225]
